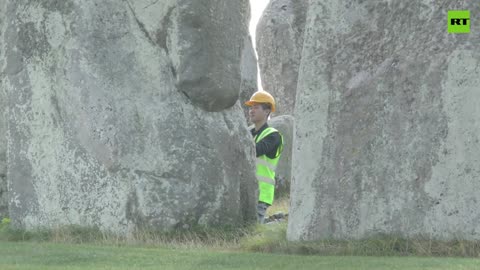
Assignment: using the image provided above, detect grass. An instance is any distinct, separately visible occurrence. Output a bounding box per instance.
[2,202,480,269]
[0,221,249,250]
[1,241,480,270]
[3,216,480,258]
[240,222,480,257]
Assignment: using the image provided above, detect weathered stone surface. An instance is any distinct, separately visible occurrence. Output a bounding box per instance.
[268,115,293,198]
[288,1,480,241]
[3,0,256,234]
[172,0,249,112]
[256,0,307,116]
[0,0,8,220]
[240,36,258,121]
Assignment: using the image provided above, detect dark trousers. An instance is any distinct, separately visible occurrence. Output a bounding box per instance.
[257,202,269,224]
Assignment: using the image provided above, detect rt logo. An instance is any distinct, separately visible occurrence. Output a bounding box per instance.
[448,10,470,33]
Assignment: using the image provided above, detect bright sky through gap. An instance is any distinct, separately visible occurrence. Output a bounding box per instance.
[249,0,270,51]
[249,0,270,91]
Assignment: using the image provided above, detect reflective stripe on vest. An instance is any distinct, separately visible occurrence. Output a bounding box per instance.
[254,127,283,205]
[256,174,275,185]
[256,157,277,171]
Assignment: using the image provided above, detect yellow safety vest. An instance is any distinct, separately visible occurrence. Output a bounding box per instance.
[254,127,283,205]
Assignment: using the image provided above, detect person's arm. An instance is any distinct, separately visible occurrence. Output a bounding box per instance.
[255,132,281,158]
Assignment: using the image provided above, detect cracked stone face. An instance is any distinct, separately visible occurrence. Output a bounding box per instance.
[288,0,480,241]
[2,0,257,233]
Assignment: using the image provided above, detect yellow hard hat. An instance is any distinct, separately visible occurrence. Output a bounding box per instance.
[244,91,276,112]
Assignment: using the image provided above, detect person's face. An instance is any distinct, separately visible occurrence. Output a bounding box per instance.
[249,103,269,123]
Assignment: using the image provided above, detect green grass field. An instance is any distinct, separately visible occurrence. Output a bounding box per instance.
[1,241,480,270]
[1,200,480,269]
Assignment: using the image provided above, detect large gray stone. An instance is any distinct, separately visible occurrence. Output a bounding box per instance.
[172,0,248,112]
[268,115,293,198]
[240,36,258,121]
[256,0,308,116]
[3,0,257,234]
[0,0,8,220]
[288,1,480,241]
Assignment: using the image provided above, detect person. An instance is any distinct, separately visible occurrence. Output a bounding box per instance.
[244,91,283,223]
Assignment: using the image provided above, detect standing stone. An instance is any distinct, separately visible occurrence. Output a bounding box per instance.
[3,0,256,234]
[268,115,294,198]
[240,36,258,121]
[172,0,249,112]
[0,0,8,220]
[256,0,308,116]
[288,0,480,241]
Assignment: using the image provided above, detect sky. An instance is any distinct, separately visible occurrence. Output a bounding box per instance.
[249,0,270,91]
[249,0,270,51]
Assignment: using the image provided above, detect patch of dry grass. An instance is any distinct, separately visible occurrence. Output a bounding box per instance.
[3,201,480,258]
[267,196,290,217]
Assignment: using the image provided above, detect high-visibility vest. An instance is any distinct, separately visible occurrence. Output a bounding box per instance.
[254,127,283,205]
